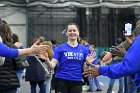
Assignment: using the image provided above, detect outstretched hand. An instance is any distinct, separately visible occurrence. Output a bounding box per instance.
[37,52,49,61]
[104,58,112,65]
[110,45,126,57]
[83,64,100,78]
[86,52,96,64]
[31,39,50,54]
[102,51,112,63]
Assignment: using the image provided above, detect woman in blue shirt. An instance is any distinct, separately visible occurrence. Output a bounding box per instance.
[38,23,95,93]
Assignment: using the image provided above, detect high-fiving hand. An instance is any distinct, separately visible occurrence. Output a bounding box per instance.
[86,51,96,65]
[102,52,112,62]
[37,52,49,61]
[83,64,100,78]
[110,45,126,57]
[31,39,50,55]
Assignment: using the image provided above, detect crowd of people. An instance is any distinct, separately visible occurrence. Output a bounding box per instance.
[1,17,140,93]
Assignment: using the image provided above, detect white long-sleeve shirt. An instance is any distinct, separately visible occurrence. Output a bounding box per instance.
[0,36,5,66]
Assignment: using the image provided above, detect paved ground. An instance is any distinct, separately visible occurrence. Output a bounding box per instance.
[21,76,120,93]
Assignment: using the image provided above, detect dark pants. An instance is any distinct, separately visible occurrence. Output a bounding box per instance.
[137,88,140,93]
[0,88,17,93]
[30,81,46,93]
[83,77,89,85]
[124,76,129,93]
[55,78,82,93]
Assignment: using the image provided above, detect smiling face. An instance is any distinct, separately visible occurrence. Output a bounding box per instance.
[66,24,79,41]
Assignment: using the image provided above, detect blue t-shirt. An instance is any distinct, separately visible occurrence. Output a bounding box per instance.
[0,42,18,58]
[53,43,88,81]
[52,45,57,52]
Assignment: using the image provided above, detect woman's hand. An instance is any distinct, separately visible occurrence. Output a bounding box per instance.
[31,44,50,55]
[86,52,96,64]
[37,52,49,61]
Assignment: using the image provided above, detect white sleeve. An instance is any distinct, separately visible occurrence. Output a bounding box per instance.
[0,57,5,66]
[0,36,2,42]
[0,36,5,66]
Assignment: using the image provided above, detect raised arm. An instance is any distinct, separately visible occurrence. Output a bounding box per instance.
[37,52,58,69]
[0,41,49,58]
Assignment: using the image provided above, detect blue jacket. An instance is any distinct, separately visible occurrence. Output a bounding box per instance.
[99,35,140,79]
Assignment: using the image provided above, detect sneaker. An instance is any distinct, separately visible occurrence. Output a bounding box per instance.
[82,85,89,91]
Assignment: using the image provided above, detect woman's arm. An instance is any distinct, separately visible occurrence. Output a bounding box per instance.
[0,42,18,57]
[0,40,49,58]
[45,58,58,69]
[37,52,58,69]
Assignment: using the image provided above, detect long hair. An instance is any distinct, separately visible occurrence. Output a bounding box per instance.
[41,41,54,60]
[0,23,12,44]
[12,33,19,44]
